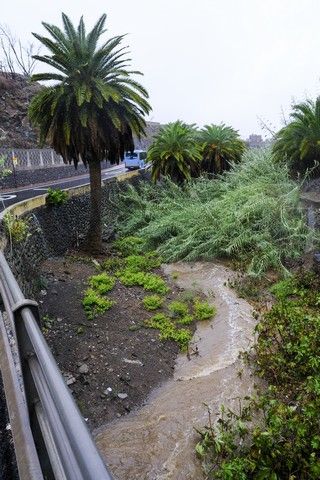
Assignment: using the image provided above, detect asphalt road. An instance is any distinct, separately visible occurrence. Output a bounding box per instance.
[0,164,126,212]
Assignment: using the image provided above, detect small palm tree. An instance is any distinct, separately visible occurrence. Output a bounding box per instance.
[29,13,151,252]
[148,120,202,183]
[273,97,320,175]
[199,124,245,175]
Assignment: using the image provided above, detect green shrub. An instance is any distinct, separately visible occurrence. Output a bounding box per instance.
[168,300,189,317]
[196,272,320,479]
[88,273,116,294]
[143,295,164,311]
[114,236,144,256]
[102,257,125,273]
[177,314,194,325]
[46,187,68,205]
[118,269,169,294]
[82,288,115,320]
[144,313,192,351]
[194,300,216,321]
[3,213,29,243]
[117,149,316,276]
[125,253,161,272]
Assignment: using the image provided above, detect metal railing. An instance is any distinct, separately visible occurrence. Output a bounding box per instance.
[0,251,113,480]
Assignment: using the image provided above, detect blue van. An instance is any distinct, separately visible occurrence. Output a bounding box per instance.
[124,150,147,170]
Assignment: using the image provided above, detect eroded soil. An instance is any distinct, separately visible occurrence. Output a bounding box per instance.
[37,256,193,429]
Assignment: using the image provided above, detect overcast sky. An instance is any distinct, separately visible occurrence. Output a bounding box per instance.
[3,0,320,138]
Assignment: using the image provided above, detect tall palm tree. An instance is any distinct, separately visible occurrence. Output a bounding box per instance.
[148,120,202,183]
[29,13,151,252]
[273,97,320,175]
[199,124,245,175]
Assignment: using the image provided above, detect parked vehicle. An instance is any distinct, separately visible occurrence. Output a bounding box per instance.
[124,150,147,170]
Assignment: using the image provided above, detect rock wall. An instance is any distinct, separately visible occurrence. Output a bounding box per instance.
[2,172,148,297]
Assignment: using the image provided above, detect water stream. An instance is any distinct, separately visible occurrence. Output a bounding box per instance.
[95,262,257,480]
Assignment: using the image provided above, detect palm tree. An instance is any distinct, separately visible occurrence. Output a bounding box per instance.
[198,124,245,175]
[148,120,202,183]
[273,97,320,175]
[29,13,151,252]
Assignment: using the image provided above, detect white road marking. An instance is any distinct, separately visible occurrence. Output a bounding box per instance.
[0,194,17,201]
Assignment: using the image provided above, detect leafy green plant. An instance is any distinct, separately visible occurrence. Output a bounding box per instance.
[143,294,164,311]
[125,253,161,272]
[46,187,68,205]
[118,269,169,294]
[177,314,194,325]
[102,257,125,273]
[117,149,315,276]
[114,236,144,256]
[194,300,216,321]
[88,273,115,294]
[168,300,189,317]
[144,313,192,350]
[42,314,55,333]
[196,272,320,479]
[3,213,29,243]
[82,288,115,320]
[0,155,12,178]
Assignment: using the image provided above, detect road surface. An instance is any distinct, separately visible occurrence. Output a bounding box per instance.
[0,164,126,211]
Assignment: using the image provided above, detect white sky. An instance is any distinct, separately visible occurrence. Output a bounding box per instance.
[3,0,320,138]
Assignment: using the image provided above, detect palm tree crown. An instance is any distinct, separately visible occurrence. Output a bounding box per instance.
[148,120,202,183]
[273,97,320,175]
[199,124,245,175]
[29,13,151,165]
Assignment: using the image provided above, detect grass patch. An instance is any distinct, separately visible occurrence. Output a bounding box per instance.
[82,288,115,320]
[144,313,192,351]
[88,273,116,294]
[193,300,216,321]
[168,300,189,318]
[143,294,164,311]
[118,269,169,294]
[113,236,144,256]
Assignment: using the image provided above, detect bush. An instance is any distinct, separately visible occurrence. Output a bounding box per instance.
[82,288,115,320]
[46,187,68,205]
[145,313,192,350]
[117,149,315,276]
[88,273,115,294]
[118,269,169,294]
[194,300,216,321]
[196,272,320,479]
[3,213,29,243]
[113,236,144,256]
[143,295,163,310]
[168,300,189,317]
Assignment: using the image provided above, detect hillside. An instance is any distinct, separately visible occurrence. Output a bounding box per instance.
[0,73,161,150]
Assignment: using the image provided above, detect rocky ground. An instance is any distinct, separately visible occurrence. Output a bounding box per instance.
[37,256,193,430]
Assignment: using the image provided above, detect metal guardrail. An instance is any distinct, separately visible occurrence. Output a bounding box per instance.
[0,251,113,480]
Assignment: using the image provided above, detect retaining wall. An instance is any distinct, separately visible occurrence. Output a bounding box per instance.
[0,170,146,297]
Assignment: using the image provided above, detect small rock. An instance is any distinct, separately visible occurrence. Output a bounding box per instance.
[123,358,143,366]
[40,289,47,296]
[117,393,128,400]
[116,413,121,418]
[104,387,112,394]
[78,364,89,374]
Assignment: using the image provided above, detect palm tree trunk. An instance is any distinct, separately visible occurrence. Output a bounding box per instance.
[85,160,102,253]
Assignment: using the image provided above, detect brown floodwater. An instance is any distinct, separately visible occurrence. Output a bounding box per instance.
[95,262,257,480]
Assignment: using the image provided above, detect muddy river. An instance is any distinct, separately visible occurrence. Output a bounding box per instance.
[95,262,257,480]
